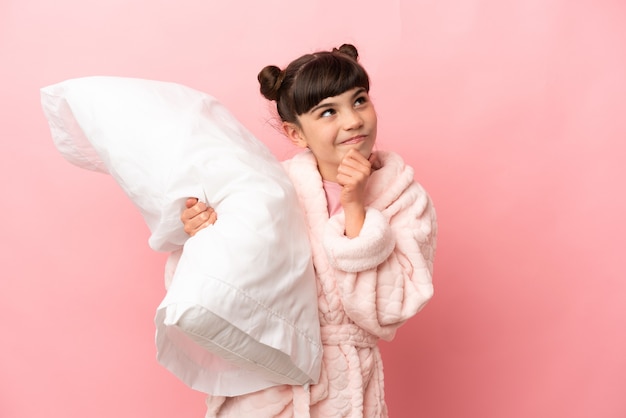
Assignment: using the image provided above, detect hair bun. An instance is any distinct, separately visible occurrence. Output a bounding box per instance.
[333,44,359,61]
[257,65,284,101]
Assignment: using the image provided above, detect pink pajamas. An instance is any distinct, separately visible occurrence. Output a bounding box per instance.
[205,150,436,417]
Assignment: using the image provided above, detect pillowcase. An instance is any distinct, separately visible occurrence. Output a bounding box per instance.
[40,76,322,396]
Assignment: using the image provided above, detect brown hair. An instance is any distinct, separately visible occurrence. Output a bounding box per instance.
[257,44,370,124]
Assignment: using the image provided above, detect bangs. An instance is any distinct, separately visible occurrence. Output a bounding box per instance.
[291,54,369,115]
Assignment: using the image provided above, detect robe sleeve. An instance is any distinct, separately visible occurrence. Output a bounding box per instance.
[322,182,437,340]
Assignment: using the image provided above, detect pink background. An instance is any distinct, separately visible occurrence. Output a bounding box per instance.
[1,1,625,417]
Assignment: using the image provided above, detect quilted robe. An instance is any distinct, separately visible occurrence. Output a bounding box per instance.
[205,150,437,417]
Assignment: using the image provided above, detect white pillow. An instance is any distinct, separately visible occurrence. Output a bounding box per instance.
[40,76,322,396]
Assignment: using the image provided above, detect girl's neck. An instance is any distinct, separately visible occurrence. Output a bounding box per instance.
[316,162,338,183]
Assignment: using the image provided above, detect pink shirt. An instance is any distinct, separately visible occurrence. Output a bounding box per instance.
[322,180,342,216]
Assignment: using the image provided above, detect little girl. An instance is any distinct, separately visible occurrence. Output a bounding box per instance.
[181,44,437,418]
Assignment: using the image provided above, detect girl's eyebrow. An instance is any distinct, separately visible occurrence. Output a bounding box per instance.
[308,88,367,114]
[351,87,367,98]
[309,101,335,114]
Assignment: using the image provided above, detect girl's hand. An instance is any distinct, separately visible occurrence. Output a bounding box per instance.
[336,149,374,237]
[181,198,217,236]
[337,149,373,208]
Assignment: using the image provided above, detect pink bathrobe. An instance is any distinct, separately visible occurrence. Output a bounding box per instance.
[205,150,437,418]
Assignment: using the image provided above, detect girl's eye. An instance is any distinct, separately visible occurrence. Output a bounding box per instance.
[320,108,335,118]
[354,96,368,106]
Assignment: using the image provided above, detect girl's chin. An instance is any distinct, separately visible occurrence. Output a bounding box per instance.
[353,143,375,159]
[336,140,375,160]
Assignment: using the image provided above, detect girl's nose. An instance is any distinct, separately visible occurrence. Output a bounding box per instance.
[343,109,364,130]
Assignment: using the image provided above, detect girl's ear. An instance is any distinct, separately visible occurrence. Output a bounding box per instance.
[282,122,308,148]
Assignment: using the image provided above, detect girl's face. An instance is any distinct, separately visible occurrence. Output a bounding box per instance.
[284,87,377,182]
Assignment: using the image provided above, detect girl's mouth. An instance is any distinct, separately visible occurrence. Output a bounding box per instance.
[341,135,365,145]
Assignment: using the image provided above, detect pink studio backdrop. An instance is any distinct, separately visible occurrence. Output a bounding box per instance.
[1,1,625,417]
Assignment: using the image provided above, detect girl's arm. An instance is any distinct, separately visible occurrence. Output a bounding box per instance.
[324,180,437,341]
[336,149,374,238]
